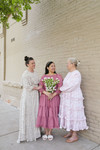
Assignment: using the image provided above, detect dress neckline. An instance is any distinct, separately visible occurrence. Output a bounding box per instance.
[45,74,57,76]
[27,69,34,74]
[69,69,77,73]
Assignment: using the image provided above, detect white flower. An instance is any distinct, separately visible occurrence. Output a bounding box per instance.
[43,78,59,93]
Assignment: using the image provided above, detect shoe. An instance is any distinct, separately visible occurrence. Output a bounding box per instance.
[17,139,20,144]
[42,135,48,141]
[48,135,53,141]
[66,137,78,143]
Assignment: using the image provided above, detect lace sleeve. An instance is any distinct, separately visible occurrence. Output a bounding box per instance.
[22,76,34,91]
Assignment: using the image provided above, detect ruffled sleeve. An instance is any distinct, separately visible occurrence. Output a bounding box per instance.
[39,75,45,94]
[56,74,63,95]
[60,71,81,92]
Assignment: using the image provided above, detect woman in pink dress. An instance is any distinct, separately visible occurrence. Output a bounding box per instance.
[59,58,88,143]
[36,61,63,141]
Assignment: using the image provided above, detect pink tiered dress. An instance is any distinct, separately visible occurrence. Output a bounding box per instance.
[59,70,88,131]
[36,74,63,129]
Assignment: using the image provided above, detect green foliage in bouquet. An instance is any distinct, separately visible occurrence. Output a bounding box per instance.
[43,77,59,93]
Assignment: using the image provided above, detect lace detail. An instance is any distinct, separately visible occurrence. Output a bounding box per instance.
[17,70,41,142]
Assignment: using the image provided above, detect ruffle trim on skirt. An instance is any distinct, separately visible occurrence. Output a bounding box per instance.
[59,116,89,131]
[36,106,59,129]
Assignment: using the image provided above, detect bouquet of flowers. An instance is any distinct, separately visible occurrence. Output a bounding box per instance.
[42,77,59,93]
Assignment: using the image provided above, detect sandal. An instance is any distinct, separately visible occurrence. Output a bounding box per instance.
[42,135,48,141]
[66,137,78,143]
[64,133,72,138]
[48,135,53,141]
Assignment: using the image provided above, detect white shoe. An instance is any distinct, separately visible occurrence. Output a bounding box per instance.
[17,139,20,144]
[48,135,53,141]
[42,135,48,141]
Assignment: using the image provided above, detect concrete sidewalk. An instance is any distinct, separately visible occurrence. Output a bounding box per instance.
[0,100,100,150]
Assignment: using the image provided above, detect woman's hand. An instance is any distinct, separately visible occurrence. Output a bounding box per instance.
[43,91,57,100]
[43,91,52,99]
[49,92,57,100]
[33,85,42,90]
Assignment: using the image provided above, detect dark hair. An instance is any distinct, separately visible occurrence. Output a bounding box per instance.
[45,61,56,74]
[24,56,34,67]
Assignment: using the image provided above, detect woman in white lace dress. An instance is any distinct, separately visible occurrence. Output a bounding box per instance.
[59,58,88,143]
[17,56,41,143]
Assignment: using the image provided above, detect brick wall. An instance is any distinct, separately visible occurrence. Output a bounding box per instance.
[0,0,100,143]
[0,37,4,98]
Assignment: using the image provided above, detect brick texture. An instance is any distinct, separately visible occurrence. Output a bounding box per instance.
[0,0,100,143]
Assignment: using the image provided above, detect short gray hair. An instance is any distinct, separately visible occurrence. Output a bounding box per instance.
[68,57,80,67]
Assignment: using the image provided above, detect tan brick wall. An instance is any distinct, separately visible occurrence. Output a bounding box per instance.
[0,0,100,143]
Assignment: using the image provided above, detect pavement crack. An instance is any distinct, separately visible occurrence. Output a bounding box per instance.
[0,130,18,137]
[90,144,100,150]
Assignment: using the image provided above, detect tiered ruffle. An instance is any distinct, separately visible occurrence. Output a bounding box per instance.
[59,93,88,131]
[36,95,60,129]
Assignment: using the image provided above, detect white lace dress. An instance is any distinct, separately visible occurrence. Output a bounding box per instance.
[17,70,41,143]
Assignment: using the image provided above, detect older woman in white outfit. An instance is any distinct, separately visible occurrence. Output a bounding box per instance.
[59,58,88,143]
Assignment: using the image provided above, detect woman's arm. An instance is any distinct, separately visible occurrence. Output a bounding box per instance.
[49,75,63,100]
[55,75,63,95]
[33,85,42,90]
[22,76,35,91]
[60,72,81,92]
[35,75,52,99]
